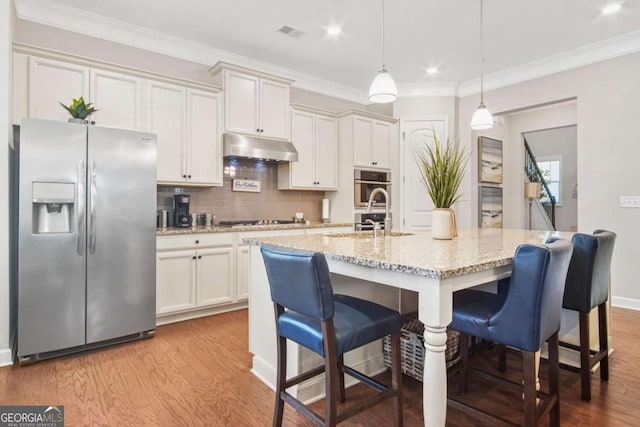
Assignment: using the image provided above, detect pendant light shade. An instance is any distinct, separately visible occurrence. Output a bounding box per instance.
[369,0,397,103]
[471,103,494,130]
[368,68,397,103]
[470,0,493,130]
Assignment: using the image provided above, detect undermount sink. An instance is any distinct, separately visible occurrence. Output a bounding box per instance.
[328,231,414,238]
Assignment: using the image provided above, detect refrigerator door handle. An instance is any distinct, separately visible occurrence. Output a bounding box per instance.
[89,160,97,254]
[76,160,86,256]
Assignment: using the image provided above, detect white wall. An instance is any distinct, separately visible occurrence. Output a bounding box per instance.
[458,53,640,308]
[1,0,16,365]
[525,125,577,232]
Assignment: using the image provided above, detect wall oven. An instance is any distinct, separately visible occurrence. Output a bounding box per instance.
[354,169,391,208]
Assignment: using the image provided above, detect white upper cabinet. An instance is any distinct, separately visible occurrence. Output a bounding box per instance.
[147,80,222,187]
[259,79,290,139]
[279,106,338,190]
[186,89,222,186]
[351,114,393,170]
[89,69,142,130]
[19,52,223,187]
[342,110,395,169]
[210,62,293,141]
[28,57,89,121]
[147,80,187,184]
[226,71,259,135]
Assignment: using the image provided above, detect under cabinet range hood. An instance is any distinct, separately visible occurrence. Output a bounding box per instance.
[223,133,298,162]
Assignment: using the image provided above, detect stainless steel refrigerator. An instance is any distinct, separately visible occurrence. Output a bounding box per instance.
[11,118,157,363]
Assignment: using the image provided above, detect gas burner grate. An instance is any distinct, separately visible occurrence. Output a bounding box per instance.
[217,219,296,228]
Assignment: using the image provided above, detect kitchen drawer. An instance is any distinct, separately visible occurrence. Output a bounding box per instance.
[305,226,353,235]
[157,232,234,250]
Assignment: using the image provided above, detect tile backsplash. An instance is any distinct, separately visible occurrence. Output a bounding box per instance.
[157,158,325,223]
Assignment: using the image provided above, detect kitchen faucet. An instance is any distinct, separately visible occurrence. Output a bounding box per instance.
[366,188,392,236]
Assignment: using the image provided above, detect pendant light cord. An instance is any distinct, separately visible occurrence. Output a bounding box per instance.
[480,0,484,104]
[382,0,386,71]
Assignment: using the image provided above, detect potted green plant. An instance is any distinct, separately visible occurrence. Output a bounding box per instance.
[415,130,469,239]
[59,97,98,123]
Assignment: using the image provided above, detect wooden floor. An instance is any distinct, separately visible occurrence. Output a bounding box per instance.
[1,307,639,426]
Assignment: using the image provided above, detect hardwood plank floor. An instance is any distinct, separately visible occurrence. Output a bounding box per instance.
[1,307,639,426]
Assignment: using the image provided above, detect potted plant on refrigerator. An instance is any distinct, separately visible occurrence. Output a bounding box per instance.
[415,130,469,239]
[59,97,98,123]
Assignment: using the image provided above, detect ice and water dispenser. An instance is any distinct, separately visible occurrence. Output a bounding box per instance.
[32,182,75,234]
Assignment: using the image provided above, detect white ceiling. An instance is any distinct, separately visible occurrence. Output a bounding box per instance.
[15,0,640,97]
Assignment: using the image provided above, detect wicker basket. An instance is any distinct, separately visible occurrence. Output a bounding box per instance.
[383,314,460,382]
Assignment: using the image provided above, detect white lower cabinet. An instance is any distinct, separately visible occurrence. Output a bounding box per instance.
[156,249,197,314]
[156,233,238,322]
[236,245,250,301]
[196,247,234,307]
[156,227,351,323]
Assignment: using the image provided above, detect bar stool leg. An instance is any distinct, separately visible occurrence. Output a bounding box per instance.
[337,355,346,403]
[458,333,470,394]
[274,335,286,427]
[598,302,609,381]
[522,350,537,427]
[579,312,591,401]
[497,344,507,372]
[390,331,404,427]
[548,332,560,427]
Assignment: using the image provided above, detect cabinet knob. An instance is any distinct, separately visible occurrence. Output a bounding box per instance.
[256,128,260,132]
[260,129,264,133]
[192,256,196,260]
[195,240,199,244]
[198,255,202,259]
[183,174,187,178]
[187,174,192,179]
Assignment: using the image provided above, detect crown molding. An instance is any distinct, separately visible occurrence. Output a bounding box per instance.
[457,29,640,97]
[396,81,459,98]
[14,0,369,104]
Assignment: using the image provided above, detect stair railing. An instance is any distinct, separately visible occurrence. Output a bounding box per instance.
[524,137,556,229]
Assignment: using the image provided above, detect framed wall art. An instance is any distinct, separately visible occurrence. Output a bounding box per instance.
[478,136,503,184]
[479,185,503,228]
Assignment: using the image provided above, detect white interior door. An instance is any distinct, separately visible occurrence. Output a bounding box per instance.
[401,117,448,231]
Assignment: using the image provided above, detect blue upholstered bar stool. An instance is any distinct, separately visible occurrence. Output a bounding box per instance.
[448,240,573,427]
[559,230,616,401]
[260,244,403,427]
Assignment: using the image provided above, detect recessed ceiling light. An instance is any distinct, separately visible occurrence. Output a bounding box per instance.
[327,26,342,36]
[426,67,438,75]
[602,4,622,15]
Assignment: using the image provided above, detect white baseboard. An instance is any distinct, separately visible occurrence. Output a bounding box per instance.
[0,349,13,367]
[251,355,276,391]
[156,302,248,326]
[612,296,640,311]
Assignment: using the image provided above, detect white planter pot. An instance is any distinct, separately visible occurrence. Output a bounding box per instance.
[432,208,457,240]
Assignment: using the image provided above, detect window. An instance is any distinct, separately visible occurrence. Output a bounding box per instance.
[536,156,561,205]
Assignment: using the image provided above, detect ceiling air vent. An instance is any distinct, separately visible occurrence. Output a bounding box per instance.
[277,25,305,39]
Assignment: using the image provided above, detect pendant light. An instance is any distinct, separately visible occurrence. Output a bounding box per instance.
[368,0,397,103]
[470,0,493,130]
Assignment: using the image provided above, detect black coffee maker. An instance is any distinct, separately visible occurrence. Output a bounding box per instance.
[173,194,191,228]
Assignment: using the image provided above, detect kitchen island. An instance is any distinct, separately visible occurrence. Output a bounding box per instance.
[245,227,575,427]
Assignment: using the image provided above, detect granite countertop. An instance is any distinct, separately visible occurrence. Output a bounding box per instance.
[156,222,353,236]
[244,227,575,279]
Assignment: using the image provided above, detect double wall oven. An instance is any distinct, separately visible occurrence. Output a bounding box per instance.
[354,169,391,231]
[354,169,391,208]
